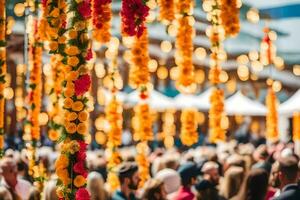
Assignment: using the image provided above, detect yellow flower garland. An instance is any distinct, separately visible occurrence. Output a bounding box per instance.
[136,142,150,187]
[129,29,150,88]
[293,112,300,141]
[107,151,122,191]
[220,0,240,37]
[157,0,175,24]
[0,0,6,157]
[209,88,226,143]
[180,108,198,146]
[266,87,278,142]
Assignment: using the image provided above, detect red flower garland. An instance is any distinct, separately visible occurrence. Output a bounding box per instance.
[74,74,91,96]
[78,0,92,19]
[93,0,112,29]
[121,0,149,37]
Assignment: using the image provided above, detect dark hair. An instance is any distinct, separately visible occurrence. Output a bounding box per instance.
[118,162,138,183]
[232,168,268,200]
[141,179,166,200]
[278,157,298,181]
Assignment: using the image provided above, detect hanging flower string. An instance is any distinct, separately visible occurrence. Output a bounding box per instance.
[55,0,92,199]
[175,0,195,93]
[180,108,198,146]
[220,0,240,37]
[293,112,300,141]
[121,0,150,37]
[25,19,43,176]
[92,0,112,44]
[266,87,278,142]
[0,0,6,157]
[157,0,175,24]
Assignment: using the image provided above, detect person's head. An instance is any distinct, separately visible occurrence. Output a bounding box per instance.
[220,166,244,199]
[278,156,299,189]
[0,158,18,188]
[28,187,40,200]
[201,161,219,186]
[0,186,13,200]
[269,161,280,188]
[178,162,198,187]
[155,168,181,195]
[253,145,269,162]
[234,168,269,200]
[141,179,167,200]
[87,171,109,200]
[43,179,58,200]
[118,162,140,191]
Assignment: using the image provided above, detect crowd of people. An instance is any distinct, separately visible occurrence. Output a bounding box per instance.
[0,140,300,200]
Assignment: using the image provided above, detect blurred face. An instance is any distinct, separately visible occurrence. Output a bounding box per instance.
[207,168,219,185]
[270,169,280,188]
[128,171,140,190]
[1,161,18,188]
[157,184,167,200]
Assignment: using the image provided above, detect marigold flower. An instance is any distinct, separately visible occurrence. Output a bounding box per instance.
[49,41,58,51]
[78,111,88,122]
[74,175,86,188]
[55,154,69,169]
[69,30,78,39]
[77,123,87,135]
[64,98,73,109]
[48,129,60,141]
[65,46,80,56]
[67,56,79,67]
[65,122,77,134]
[72,101,84,112]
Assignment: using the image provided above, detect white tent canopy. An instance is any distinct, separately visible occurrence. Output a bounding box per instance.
[225,91,267,116]
[102,89,127,102]
[279,89,300,116]
[194,88,213,111]
[125,90,174,111]
[174,94,198,109]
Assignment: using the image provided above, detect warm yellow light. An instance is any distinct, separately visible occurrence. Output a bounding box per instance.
[268,31,277,41]
[195,69,205,84]
[237,55,249,65]
[148,59,158,72]
[202,0,212,12]
[95,63,106,78]
[4,87,14,100]
[221,115,229,130]
[226,79,237,94]
[293,64,300,76]
[274,57,284,70]
[14,3,25,17]
[109,37,120,49]
[247,8,259,24]
[123,50,132,63]
[251,60,263,72]
[272,81,282,92]
[95,131,107,145]
[147,0,157,9]
[167,24,177,37]
[195,47,207,60]
[122,36,134,48]
[197,112,205,125]
[249,50,259,61]
[146,10,156,22]
[235,115,244,124]
[160,40,172,53]
[38,112,49,126]
[266,78,273,86]
[170,67,179,80]
[220,70,228,83]
[251,74,258,80]
[97,89,106,106]
[157,66,168,80]
[237,65,249,81]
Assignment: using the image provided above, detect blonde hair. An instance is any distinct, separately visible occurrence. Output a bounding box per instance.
[0,186,12,200]
[220,166,244,199]
[43,179,58,200]
[87,172,110,200]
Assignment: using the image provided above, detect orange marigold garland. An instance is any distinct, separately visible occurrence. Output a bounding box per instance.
[260,28,276,66]
[129,29,150,88]
[0,0,6,157]
[175,0,195,93]
[157,0,175,24]
[136,142,150,187]
[266,87,278,142]
[209,88,226,143]
[92,0,112,44]
[25,19,43,176]
[293,112,300,141]
[220,0,240,37]
[55,0,92,198]
[180,108,198,146]
[107,151,122,191]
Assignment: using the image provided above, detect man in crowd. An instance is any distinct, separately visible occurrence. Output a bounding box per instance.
[0,157,32,200]
[112,162,140,200]
[174,162,199,200]
[274,157,300,200]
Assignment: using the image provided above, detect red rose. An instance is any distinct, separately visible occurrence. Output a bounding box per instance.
[76,188,90,200]
[78,0,92,19]
[85,48,93,61]
[74,162,88,178]
[74,74,91,96]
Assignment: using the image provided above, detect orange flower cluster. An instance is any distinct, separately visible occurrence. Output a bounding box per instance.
[0,0,6,156]
[132,103,153,142]
[40,0,67,46]
[105,97,123,148]
[180,108,198,146]
[176,0,193,15]
[129,29,150,88]
[175,16,195,90]
[32,163,47,192]
[260,28,276,66]
[107,151,122,191]
[209,57,221,85]
[136,142,150,187]
[209,88,226,143]
[92,0,112,43]
[157,0,175,24]
[266,87,278,142]
[293,112,300,141]
[220,0,240,37]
